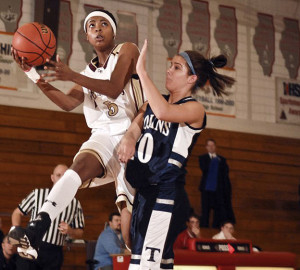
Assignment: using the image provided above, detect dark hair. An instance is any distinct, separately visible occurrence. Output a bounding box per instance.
[220,220,235,228]
[183,51,235,96]
[188,213,200,222]
[94,9,117,28]
[206,138,216,145]
[109,212,120,221]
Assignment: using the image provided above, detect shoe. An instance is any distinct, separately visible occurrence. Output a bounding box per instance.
[8,212,51,260]
[17,246,38,260]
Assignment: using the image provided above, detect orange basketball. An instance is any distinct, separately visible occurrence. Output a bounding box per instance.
[12,22,56,66]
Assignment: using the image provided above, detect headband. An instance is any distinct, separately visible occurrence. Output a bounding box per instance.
[84,11,117,36]
[179,52,196,75]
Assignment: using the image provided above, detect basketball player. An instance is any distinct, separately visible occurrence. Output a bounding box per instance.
[117,40,235,270]
[9,9,144,259]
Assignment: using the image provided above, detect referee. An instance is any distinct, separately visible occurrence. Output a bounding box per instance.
[11,164,85,270]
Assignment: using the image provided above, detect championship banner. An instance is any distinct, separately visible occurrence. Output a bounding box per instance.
[193,69,236,117]
[276,77,300,125]
[115,11,138,45]
[0,32,17,90]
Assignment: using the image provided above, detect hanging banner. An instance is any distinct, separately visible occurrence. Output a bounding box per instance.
[186,0,210,55]
[57,0,72,65]
[276,77,300,125]
[115,11,138,45]
[279,18,300,79]
[157,0,182,58]
[253,13,275,76]
[0,32,17,90]
[0,0,22,33]
[214,5,237,69]
[193,69,236,117]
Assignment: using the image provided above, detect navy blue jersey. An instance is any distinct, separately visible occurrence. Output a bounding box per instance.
[126,95,206,188]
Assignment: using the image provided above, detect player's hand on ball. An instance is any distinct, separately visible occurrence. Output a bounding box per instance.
[117,136,136,163]
[11,47,31,71]
[136,39,148,76]
[42,54,74,82]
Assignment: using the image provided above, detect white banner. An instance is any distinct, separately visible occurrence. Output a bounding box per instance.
[193,69,236,117]
[276,77,300,125]
[0,31,17,90]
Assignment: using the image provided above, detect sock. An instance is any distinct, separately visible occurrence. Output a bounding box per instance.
[40,169,82,221]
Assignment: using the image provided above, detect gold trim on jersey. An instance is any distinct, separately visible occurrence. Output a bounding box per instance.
[74,149,107,188]
[131,75,145,112]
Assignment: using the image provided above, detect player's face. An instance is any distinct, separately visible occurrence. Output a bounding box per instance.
[51,165,68,184]
[109,215,121,232]
[166,55,191,92]
[85,16,114,50]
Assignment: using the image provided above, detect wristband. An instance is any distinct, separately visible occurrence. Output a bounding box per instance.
[25,67,41,83]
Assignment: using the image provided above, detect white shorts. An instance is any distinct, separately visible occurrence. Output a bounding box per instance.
[74,130,135,212]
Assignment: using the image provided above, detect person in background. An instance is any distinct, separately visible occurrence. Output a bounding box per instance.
[198,139,235,228]
[212,220,236,240]
[173,214,201,249]
[0,218,4,250]
[0,236,17,270]
[93,212,129,270]
[11,164,85,270]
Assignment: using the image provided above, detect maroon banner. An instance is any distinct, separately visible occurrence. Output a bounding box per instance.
[157,0,182,58]
[214,5,237,69]
[0,0,22,33]
[280,18,300,79]
[78,4,103,63]
[57,0,72,65]
[186,0,210,55]
[253,13,275,76]
[115,11,138,46]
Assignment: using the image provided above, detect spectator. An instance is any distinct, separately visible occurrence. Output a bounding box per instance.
[11,164,85,270]
[94,212,128,270]
[198,139,235,228]
[212,220,236,240]
[0,236,17,270]
[0,218,4,250]
[174,214,201,249]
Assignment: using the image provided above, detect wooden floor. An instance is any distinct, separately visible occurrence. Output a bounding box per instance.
[0,105,299,269]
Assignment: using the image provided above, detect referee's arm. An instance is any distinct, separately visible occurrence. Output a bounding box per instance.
[11,207,25,226]
[58,221,84,239]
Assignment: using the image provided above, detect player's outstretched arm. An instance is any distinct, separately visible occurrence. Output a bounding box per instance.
[137,40,205,127]
[12,48,83,111]
[117,102,147,163]
[42,42,140,100]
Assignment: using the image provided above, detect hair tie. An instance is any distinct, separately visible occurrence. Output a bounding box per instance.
[179,52,196,75]
[208,59,214,67]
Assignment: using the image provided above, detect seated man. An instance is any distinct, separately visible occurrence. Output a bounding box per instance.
[0,236,17,270]
[173,214,201,249]
[212,220,236,240]
[94,212,129,270]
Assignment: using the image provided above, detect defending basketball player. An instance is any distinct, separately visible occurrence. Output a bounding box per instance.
[117,40,235,270]
[9,10,144,259]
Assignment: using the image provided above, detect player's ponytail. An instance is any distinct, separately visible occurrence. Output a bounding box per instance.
[181,51,235,96]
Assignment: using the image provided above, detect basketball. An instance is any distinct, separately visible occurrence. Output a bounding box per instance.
[12,22,56,66]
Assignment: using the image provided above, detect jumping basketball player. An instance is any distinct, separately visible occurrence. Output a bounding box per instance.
[9,9,144,259]
[117,40,235,270]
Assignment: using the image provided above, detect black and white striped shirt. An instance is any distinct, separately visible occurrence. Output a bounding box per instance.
[18,188,85,246]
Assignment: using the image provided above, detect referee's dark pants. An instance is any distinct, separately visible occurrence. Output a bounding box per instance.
[16,242,64,270]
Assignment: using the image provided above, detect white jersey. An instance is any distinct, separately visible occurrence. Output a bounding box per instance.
[81,43,144,136]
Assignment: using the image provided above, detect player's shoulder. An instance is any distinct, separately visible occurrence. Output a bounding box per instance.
[118,42,139,56]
